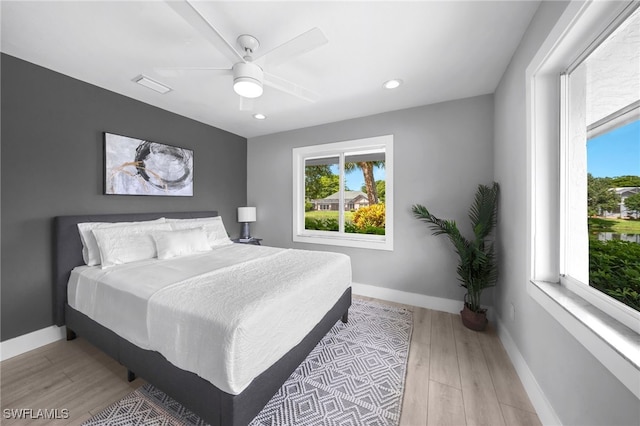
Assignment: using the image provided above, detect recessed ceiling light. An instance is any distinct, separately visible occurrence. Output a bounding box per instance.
[133,75,172,94]
[253,113,267,120]
[383,79,403,90]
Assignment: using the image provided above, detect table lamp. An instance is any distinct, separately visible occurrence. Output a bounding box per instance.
[238,207,257,240]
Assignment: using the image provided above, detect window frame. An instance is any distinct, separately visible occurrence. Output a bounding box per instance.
[558,5,640,333]
[292,135,394,251]
[527,0,639,398]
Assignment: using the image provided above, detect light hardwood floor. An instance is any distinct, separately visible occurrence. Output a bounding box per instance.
[398,308,541,426]
[1,297,540,425]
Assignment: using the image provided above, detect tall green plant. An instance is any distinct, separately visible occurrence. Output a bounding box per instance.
[412,182,499,313]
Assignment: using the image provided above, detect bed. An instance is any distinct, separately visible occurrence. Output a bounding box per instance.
[53,211,352,426]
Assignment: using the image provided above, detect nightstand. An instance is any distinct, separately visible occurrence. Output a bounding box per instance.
[232,237,262,245]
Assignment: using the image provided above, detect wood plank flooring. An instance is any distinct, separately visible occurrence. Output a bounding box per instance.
[397,304,540,426]
[1,297,540,425]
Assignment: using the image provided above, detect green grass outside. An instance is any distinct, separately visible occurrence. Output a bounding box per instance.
[305,210,355,223]
[588,217,640,234]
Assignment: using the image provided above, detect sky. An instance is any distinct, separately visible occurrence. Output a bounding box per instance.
[346,166,385,191]
[329,164,386,192]
[587,119,640,178]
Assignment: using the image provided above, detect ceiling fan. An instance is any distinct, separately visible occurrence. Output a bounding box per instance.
[160,0,328,105]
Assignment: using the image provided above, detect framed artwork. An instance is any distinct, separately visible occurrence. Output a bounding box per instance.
[104,133,193,196]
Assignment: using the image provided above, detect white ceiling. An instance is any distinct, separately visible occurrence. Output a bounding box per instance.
[1,1,540,138]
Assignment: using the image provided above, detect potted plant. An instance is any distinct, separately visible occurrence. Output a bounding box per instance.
[411,182,499,331]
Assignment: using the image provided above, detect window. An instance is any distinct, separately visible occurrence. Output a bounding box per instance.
[560,4,640,317]
[292,135,393,250]
[527,0,639,398]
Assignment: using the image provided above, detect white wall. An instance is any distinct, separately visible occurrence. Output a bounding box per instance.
[494,2,639,425]
[247,95,494,303]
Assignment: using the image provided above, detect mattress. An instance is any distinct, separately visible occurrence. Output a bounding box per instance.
[67,244,351,395]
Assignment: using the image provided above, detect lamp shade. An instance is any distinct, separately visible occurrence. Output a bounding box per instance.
[237,207,257,223]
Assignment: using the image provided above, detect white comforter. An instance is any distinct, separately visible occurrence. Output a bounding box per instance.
[68,244,351,394]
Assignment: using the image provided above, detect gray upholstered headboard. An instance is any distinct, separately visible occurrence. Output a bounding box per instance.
[53,211,218,326]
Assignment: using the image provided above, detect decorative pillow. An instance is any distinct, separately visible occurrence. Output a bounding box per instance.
[78,218,166,266]
[92,222,172,268]
[166,216,233,247]
[152,227,212,260]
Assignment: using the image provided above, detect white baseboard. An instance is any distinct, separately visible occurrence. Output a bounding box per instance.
[351,282,463,314]
[0,325,66,361]
[495,316,562,426]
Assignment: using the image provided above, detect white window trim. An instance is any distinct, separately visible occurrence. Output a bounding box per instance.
[292,135,393,251]
[527,0,640,399]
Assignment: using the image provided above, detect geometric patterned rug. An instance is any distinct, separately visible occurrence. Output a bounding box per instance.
[82,298,413,426]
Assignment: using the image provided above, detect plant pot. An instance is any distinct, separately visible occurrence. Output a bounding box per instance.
[460,304,487,331]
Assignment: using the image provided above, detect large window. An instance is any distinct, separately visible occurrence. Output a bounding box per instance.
[560,4,639,315]
[292,135,393,250]
[527,0,639,398]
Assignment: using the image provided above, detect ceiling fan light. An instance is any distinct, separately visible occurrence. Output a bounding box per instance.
[233,62,264,98]
[234,78,263,98]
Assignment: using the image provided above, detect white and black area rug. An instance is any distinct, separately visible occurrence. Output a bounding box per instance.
[83,299,413,426]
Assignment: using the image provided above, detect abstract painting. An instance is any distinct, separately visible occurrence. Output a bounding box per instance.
[104,133,193,196]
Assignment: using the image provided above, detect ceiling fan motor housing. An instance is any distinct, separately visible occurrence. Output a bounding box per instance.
[233,62,264,98]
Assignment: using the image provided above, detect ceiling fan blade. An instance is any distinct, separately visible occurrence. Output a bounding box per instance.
[239,97,254,111]
[154,67,232,77]
[255,27,328,68]
[165,0,245,65]
[264,72,320,103]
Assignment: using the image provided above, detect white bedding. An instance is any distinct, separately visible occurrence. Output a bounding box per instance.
[68,244,351,394]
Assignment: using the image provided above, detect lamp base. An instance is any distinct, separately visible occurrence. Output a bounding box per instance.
[240,222,251,240]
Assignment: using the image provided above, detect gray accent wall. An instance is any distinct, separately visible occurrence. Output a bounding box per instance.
[493,2,639,425]
[1,54,247,341]
[247,95,494,302]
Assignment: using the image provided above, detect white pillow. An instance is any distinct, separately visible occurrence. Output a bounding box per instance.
[92,222,172,268]
[78,218,166,266]
[152,228,212,260]
[167,216,232,247]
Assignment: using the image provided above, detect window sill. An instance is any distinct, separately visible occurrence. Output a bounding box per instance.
[293,233,393,251]
[528,280,640,398]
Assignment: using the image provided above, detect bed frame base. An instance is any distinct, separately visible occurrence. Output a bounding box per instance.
[65,288,351,426]
[66,328,76,341]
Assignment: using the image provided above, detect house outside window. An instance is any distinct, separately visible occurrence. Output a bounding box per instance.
[310,191,369,212]
[292,135,393,250]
